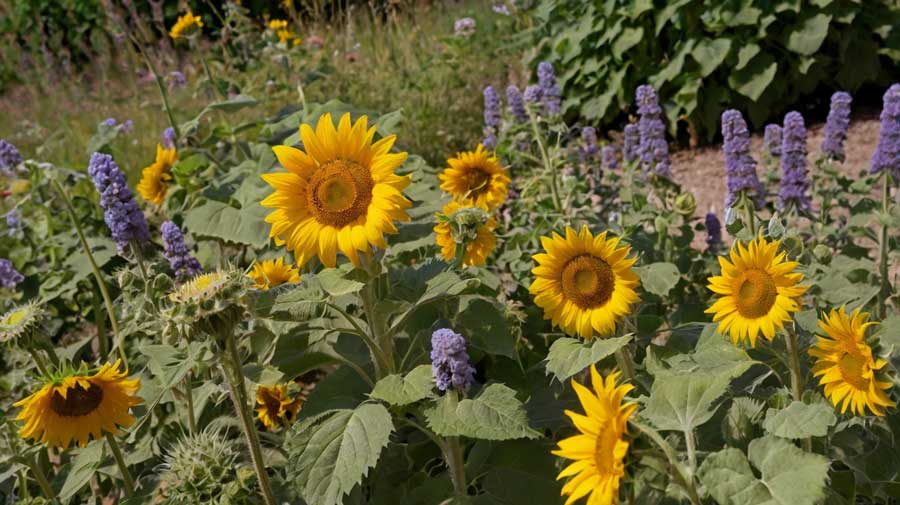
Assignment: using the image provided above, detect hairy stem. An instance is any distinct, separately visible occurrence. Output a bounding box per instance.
[105,434,135,497]
[528,109,562,212]
[26,455,56,503]
[630,420,701,505]
[878,171,892,319]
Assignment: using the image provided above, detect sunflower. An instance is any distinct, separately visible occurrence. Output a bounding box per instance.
[170,271,231,303]
[809,306,894,416]
[261,112,412,267]
[169,11,204,39]
[256,384,302,431]
[248,258,301,290]
[137,144,176,204]
[530,226,640,339]
[705,234,808,347]
[553,366,636,505]
[14,360,142,449]
[434,201,497,267]
[0,302,45,344]
[439,144,510,211]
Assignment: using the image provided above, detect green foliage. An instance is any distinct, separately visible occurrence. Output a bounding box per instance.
[424,385,541,441]
[545,335,632,381]
[370,365,435,406]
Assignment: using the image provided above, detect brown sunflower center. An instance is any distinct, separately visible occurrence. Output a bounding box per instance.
[261,391,281,415]
[50,383,103,417]
[734,269,777,319]
[838,352,870,390]
[307,159,374,226]
[561,255,615,309]
[593,418,620,475]
[464,166,491,198]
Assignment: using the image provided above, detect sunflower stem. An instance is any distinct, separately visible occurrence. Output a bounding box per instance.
[26,454,57,503]
[741,191,756,234]
[361,256,395,377]
[105,434,135,497]
[325,302,390,379]
[184,372,197,434]
[785,327,805,403]
[614,347,636,384]
[27,348,49,376]
[17,470,30,501]
[683,428,698,474]
[133,40,180,139]
[877,171,892,319]
[221,329,278,505]
[630,420,701,505]
[91,281,109,359]
[528,108,562,213]
[442,392,468,496]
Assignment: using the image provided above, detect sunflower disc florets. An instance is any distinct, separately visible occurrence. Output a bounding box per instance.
[0,302,46,347]
[163,269,247,341]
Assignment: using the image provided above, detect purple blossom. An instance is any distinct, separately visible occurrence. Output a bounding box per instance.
[705,213,722,251]
[602,145,618,171]
[870,83,900,180]
[453,17,476,37]
[537,61,561,116]
[763,124,782,157]
[87,152,151,252]
[635,85,671,178]
[523,85,542,105]
[102,118,117,127]
[482,134,498,150]
[168,70,187,89]
[161,221,202,281]
[721,109,765,209]
[492,3,510,15]
[483,86,501,129]
[822,91,852,161]
[121,120,134,134]
[430,328,475,392]
[580,126,599,162]
[506,85,528,123]
[6,209,21,233]
[778,111,811,211]
[162,127,176,150]
[0,139,23,175]
[623,124,639,163]
[0,259,23,288]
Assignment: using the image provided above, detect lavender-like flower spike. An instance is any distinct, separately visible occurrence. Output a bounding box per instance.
[523,85,542,105]
[0,259,24,288]
[88,152,151,252]
[161,221,202,281]
[580,126,599,162]
[821,91,852,161]
[537,61,561,116]
[162,127,177,150]
[506,85,528,124]
[705,213,722,251]
[601,145,618,171]
[483,86,501,129]
[102,118,117,127]
[623,124,639,163]
[635,85,672,178]
[763,124,782,157]
[0,139,23,175]
[778,111,811,211]
[870,83,900,179]
[6,209,21,234]
[430,328,476,392]
[721,109,765,209]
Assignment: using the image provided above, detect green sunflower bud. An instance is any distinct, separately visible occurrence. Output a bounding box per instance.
[673,192,696,216]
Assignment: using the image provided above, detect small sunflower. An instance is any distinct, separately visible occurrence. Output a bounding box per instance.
[439,144,510,211]
[248,258,301,290]
[170,11,204,39]
[434,201,497,267]
[170,271,232,304]
[705,234,808,347]
[0,302,45,345]
[261,112,412,267]
[553,366,636,505]
[256,384,302,431]
[809,307,894,416]
[164,270,245,340]
[14,360,143,449]
[137,144,177,204]
[530,226,640,339]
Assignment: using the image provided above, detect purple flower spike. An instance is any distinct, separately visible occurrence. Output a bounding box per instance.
[635,85,671,178]
[705,212,722,251]
[168,70,187,89]
[0,139,23,175]
[537,61,561,116]
[763,124,782,158]
[523,85,542,105]
[822,91,852,161]
[162,127,177,150]
[870,84,900,180]
[506,85,528,124]
[102,118,117,127]
[0,259,24,288]
[87,152,150,252]
[161,221,202,281]
[602,145,618,171]
[580,126,599,162]
[623,124,639,163]
[430,328,475,392]
[778,111,811,211]
[721,109,765,209]
[483,86,501,129]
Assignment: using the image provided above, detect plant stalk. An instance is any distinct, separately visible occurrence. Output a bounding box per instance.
[614,347,636,383]
[184,372,197,434]
[878,171,892,319]
[630,420,701,505]
[785,328,804,403]
[360,256,395,377]
[442,392,467,496]
[28,348,50,376]
[105,434,135,497]
[26,455,57,503]
[528,110,562,212]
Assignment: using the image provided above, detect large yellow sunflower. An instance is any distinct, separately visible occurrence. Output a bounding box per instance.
[553,366,636,505]
[170,11,204,39]
[530,226,640,339]
[434,201,497,267]
[261,112,412,267]
[137,144,176,204]
[256,384,302,431]
[705,235,808,347]
[438,144,510,211]
[809,306,894,416]
[248,258,301,290]
[14,360,142,449]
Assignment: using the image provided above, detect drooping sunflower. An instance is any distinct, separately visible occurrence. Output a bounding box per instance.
[530,226,640,339]
[261,112,412,267]
[256,384,302,431]
[14,360,143,449]
[705,234,808,347]
[439,144,510,211]
[137,144,177,204]
[433,201,497,267]
[248,258,301,290]
[169,11,204,39]
[553,366,636,505]
[809,306,894,416]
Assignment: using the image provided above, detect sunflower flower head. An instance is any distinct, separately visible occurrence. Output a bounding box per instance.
[530,226,640,339]
[170,11,204,39]
[256,384,302,431]
[705,234,808,347]
[809,306,895,416]
[439,144,510,211]
[433,201,497,267]
[553,366,636,505]
[137,144,177,205]
[164,269,246,341]
[14,360,142,449]
[261,112,412,267]
[248,258,301,290]
[0,302,46,347]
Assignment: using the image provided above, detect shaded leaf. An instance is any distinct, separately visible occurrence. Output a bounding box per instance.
[370,365,434,406]
[545,336,632,381]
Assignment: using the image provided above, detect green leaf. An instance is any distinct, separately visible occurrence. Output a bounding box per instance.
[286,404,394,505]
[762,401,836,439]
[545,336,632,381]
[699,435,830,505]
[735,44,760,70]
[787,14,831,56]
[692,38,732,77]
[728,53,777,101]
[612,27,643,60]
[317,267,365,297]
[183,198,270,248]
[59,441,105,500]
[635,262,680,297]
[458,297,516,358]
[425,384,540,440]
[370,365,434,406]
[643,371,732,432]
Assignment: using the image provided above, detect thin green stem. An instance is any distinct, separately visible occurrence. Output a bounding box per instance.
[741,191,756,234]
[28,348,49,376]
[324,302,389,379]
[527,109,561,212]
[785,328,804,403]
[105,434,135,497]
[26,455,57,503]
[332,354,375,387]
[441,392,467,496]
[131,39,179,139]
[199,52,227,99]
[684,428,698,474]
[91,281,108,358]
[184,372,197,434]
[17,470,30,501]
[614,347,636,383]
[360,256,395,377]
[878,171,892,319]
[630,420,701,505]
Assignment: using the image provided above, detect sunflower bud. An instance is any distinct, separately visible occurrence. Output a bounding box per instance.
[162,269,247,342]
[674,192,696,216]
[159,428,257,504]
[0,302,46,348]
[812,244,832,265]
